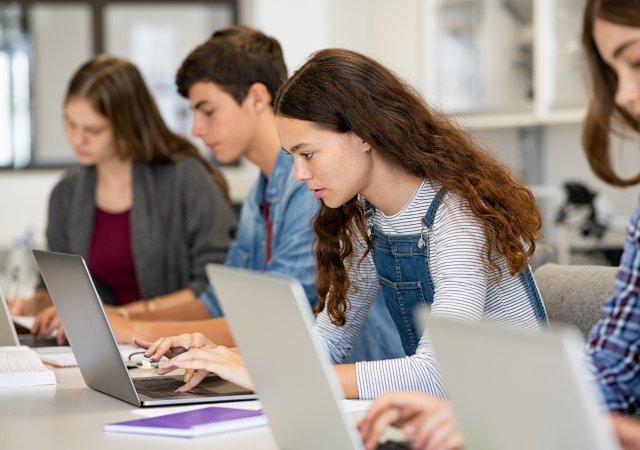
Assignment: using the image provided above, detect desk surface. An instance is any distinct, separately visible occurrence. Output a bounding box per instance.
[0,366,370,450]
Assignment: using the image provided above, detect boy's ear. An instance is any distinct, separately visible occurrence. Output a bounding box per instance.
[245,82,272,112]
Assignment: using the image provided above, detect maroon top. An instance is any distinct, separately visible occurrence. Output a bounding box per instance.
[262,199,273,264]
[88,207,141,305]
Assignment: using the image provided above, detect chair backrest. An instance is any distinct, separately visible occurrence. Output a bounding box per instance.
[533,263,617,337]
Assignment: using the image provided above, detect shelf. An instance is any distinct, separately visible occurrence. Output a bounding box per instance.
[452,108,585,130]
[422,0,587,130]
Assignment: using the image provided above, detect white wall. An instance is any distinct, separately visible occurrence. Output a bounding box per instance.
[241,0,422,85]
[0,170,61,248]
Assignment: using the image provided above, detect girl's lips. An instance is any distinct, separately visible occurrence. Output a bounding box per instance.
[313,189,325,199]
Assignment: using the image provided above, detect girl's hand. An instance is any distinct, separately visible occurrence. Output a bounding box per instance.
[133,334,252,390]
[160,345,253,392]
[358,391,463,450]
[135,332,215,360]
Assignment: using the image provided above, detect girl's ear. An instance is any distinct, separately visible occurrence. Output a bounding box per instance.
[245,82,272,112]
[351,133,372,154]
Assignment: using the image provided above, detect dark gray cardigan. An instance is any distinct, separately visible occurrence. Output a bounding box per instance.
[42,157,237,304]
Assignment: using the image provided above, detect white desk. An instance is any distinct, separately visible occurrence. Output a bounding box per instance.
[0,366,370,450]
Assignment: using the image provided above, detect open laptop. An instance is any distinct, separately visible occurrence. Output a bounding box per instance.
[420,312,621,450]
[206,264,411,450]
[32,250,255,407]
[0,285,59,348]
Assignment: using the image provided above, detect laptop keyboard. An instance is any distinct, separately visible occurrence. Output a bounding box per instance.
[18,334,60,348]
[133,377,219,398]
[376,441,413,450]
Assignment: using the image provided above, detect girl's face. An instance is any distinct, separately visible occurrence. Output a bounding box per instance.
[593,17,640,119]
[64,97,117,166]
[276,116,373,209]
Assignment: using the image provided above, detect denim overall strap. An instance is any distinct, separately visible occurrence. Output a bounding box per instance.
[422,188,447,228]
[370,187,447,356]
[523,265,549,325]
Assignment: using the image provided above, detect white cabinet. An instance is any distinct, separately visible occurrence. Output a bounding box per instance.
[422,0,587,129]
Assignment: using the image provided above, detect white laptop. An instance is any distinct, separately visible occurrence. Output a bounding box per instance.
[0,285,59,348]
[421,312,621,450]
[206,264,411,450]
[33,250,255,407]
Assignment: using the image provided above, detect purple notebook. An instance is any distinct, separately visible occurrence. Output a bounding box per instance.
[103,406,267,438]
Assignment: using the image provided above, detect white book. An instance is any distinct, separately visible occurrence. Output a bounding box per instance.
[0,346,57,387]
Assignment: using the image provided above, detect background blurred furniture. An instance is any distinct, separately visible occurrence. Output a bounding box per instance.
[534,263,617,337]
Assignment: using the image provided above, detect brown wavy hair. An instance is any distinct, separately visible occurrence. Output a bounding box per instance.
[274,48,541,326]
[582,0,640,186]
[66,54,230,202]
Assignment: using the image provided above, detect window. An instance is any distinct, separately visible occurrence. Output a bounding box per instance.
[1,0,238,168]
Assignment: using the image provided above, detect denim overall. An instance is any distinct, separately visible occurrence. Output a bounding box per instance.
[367,187,548,356]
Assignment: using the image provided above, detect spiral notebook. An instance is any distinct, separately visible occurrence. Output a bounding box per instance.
[104,406,267,438]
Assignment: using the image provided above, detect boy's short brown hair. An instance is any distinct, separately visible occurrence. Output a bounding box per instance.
[176,25,288,107]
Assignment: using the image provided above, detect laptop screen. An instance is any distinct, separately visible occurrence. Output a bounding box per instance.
[420,311,620,450]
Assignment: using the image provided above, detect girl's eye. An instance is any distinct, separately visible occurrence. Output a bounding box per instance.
[302,152,313,161]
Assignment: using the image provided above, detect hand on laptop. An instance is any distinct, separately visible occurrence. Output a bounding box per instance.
[358,392,463,450]
[134,333,254,392]
[31,305,67,345]
[136,332,213,359]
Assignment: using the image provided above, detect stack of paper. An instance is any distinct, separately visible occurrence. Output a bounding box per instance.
[39,352,77,368]
[0,346,57,387]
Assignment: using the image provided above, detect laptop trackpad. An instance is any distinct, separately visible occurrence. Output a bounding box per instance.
[201,377,250,394]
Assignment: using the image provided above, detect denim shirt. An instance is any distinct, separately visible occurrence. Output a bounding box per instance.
[200,150,318,316]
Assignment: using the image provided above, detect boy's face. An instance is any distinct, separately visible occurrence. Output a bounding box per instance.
[188,81,257,164]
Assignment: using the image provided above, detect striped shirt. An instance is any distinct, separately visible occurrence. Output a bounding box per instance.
[586,197,640,413]
[317,180,544,399]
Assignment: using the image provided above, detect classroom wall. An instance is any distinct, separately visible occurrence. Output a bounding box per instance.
[2,0,637,260]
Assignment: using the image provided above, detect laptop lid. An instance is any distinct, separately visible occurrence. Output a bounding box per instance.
[0,286,59,348]
[33,250,255,407]
[0,286,20,346]
[420,312,621,450]
[206,263,363,450]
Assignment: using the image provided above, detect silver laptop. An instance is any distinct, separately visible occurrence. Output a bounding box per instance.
[207,264,403,450]
[33,250,255,407]
[0,285,59,348]
[421,312,621,450]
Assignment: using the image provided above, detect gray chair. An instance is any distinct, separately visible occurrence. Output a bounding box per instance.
[533,263,618,337]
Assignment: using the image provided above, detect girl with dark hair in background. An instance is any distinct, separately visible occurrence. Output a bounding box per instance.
[143,49,548,414]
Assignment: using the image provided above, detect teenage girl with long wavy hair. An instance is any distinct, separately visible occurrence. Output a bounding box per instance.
[140,48,549,404]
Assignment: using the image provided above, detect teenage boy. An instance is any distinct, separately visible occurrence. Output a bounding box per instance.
[109,26,403,362]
